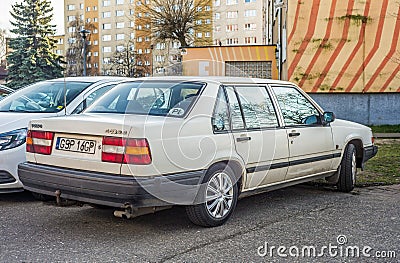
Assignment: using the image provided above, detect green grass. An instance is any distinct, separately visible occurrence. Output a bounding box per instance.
[357,139,400,186]
[369,125,400,133]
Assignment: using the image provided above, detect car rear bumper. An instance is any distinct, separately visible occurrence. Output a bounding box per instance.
[363,145,378,163]
[18,162,205,208]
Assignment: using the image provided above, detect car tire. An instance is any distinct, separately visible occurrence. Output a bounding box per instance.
[31,192,54,201]
[337,144,357,192]
[186,163,239,227]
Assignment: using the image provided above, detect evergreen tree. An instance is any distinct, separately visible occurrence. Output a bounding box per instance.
[6,0,63,89]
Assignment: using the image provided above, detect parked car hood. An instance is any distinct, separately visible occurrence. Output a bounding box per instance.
[0,112,56,134]
[331,118,371,130]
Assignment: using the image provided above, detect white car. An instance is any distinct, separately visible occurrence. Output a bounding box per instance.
[19,77,377,226]
[0,77,128,193]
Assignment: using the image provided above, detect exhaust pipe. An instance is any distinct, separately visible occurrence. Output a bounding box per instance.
[114,204,172,219]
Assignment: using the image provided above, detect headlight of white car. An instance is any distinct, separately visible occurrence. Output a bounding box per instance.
[0,128,27,151]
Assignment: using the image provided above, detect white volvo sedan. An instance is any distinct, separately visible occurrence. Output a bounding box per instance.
[19,77,377,227]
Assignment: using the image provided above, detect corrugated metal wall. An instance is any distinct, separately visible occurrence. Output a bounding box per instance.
[287,0,400,93]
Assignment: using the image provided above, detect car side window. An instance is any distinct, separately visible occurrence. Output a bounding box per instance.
[225,86,245,130]
[212,88,230,132]
[235,86,278,129]
[71,85,115,114]
[272,86,320,126]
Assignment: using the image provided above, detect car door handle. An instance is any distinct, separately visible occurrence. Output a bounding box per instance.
[288,132,300,137]
[236,136,251,142]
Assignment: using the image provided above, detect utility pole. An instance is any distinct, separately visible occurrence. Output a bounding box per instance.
[80,29,90,76]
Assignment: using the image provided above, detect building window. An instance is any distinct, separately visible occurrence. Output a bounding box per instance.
[156,42,165,50]
[93,6,97,10]
[103,12,111,18]
[145,36,150,42]
[102,35,111,41]
[244,0,256,2]
[94,52,99,57]
[227,11,238,18]
[205,32,211,38]
[116,22,124,28]
[244,9,256,17]
[244,23,257,30]
[103,57,111,64]
[67,5,75,10]
[226,0,238,5]
[130,32,135,39]
[145,49,151,53]
[155,55,164,62]
[67,16,76,22]
[138,49,143,54]
[116,10,124,16]
[93,17,98,22]
[86,6,90,11]
[68,27,76,33]
[130,21,135,27]
[215,13,220,20]
[93,29,98,33]
[244,36,257,44]
[214,0,220,6]
[137,37,143,42]
[205,5,211,11]
[116,0,124,4]
[103,23,111,30]
[116,34,125,40]
[196,20,202,25]
[197,32,203,38]
[227,38,238,45]
[57,39,63,44]
[93,40,98,45]
[103,0,110,6]
[103,47,112,53]
[116,45,125,52]
[226,24,238,32]
[56,50,63,55]
[86,18,91,23]
[205,19,211,24]
[80,3,84,9]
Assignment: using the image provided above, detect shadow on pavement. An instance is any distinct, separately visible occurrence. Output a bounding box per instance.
[0,190,35,202]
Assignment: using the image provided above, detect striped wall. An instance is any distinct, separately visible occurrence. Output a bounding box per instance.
[287,0,400,93]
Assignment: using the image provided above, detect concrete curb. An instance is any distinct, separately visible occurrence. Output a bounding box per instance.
[373,133,400,138]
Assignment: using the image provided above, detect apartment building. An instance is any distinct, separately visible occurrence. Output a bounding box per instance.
[213,0,271,46]
[64,0,217,76]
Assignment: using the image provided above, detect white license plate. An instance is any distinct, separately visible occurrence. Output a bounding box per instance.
[56,137,96,154]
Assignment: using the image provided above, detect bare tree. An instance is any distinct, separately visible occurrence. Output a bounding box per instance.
[105,40,151,77]
[141,0,213,47]
[65,16,97,76]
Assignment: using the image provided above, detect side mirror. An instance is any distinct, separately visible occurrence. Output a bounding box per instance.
[323,112,336,123]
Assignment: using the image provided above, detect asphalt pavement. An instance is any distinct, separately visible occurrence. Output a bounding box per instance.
[0,184,399,262]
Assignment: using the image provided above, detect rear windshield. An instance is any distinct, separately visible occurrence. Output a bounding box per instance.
[86,81,204,117]
[0,81,92,113]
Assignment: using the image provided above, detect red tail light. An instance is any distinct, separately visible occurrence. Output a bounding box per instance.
[102,137,152,165]
[26,130,54,155]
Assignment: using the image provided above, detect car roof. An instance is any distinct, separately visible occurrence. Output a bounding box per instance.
[46,76,130,84]
[0,84,13,92]
[122,76,295,86]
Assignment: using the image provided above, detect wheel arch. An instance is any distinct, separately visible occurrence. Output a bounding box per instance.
[346,139,364,168]
[206,159,245,194]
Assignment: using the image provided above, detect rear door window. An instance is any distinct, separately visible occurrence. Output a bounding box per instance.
[234,86,278,129]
